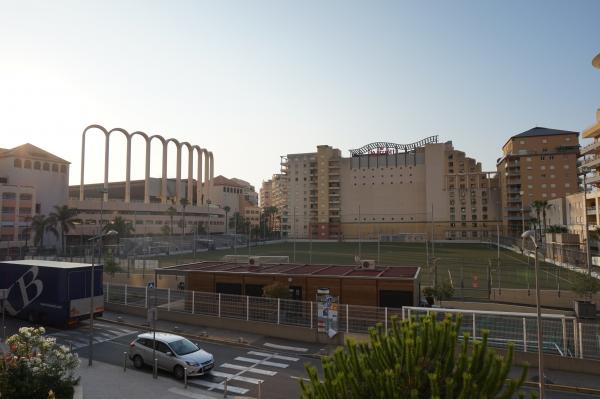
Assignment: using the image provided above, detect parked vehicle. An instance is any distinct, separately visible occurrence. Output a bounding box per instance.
[0,259,103,327]
[129,332,214,379]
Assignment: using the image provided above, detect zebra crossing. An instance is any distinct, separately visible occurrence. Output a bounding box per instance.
[187,342,309,396]
[47,321,137,350]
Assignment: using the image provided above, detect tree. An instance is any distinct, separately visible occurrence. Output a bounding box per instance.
[571,273,600,302]
[262,282,291,299]
[167,206,177,236]
[30,214,57,250]
[530,200,544,239]
[180,198,189,236]
[540,200,551,235]
[160,224,171,236]
[104,216,135,242]
[300,314,528,399]
[49,205,79,254]
[223,206,231,234]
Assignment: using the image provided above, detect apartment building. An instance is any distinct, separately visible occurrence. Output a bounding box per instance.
[0,144,69,249]
[280,137,501,240]
[261,173,288,233]
[259,179,273,208]
[497,127,580,236]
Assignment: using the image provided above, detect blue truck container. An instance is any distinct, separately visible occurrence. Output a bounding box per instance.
[0,260,104,328]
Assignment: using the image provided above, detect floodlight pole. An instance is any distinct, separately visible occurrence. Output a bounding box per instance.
[524,231,544,399]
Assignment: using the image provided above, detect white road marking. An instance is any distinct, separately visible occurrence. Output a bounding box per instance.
[290,376,311,382]
[189,379,249,394]
[210,370,263,384]
[247,351,299,362]
[219,363,277,376]
[263,342,309,353]
[168,387,218,399]
[234,357,289,368]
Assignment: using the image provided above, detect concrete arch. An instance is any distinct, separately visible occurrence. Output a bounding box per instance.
[201,148,210,205]
[180,142,194,205]
[80,124,109,201]
[208,152,214,204]
[149,135,168,204]
[193,146,204,206]
[130,131,151,203]
[164,138,181,204]
[107,128,131,202]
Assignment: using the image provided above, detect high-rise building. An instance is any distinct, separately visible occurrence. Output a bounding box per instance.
[278,137,501,240]
[0,143,70,250]
[496,127,579,236]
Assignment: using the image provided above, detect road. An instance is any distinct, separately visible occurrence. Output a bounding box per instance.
[45,319,320,399]
[3,315,600,399]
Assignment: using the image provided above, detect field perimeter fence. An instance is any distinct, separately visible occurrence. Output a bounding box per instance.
[104,283,600,361]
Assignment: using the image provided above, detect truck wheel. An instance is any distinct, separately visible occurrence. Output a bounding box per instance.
[174,365,185,380]
[133,355,144,369]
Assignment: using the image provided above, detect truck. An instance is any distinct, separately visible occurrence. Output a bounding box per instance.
[0,259,104,328]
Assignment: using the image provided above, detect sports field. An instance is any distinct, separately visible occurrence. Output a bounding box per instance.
[158,241,580,294]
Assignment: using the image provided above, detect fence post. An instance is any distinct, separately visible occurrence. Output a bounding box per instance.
[106,282,110,304]
[522,317,527,352]
[561,317,567,355]
[472,313,476,339]
[218,293,221,318]
[124,284,128,306]
[346,304,349,334]
[277,298,281,325]
[192,291,195,314]
[167,288,171,311]
[246,295,249,321]
[578,322,583,359]
[573,319,579,358]
[310,302,313,329]
[384,307,388,334]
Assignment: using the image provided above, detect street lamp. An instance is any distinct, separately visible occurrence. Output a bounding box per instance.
[521,229,545,399]
[88,229,118,367]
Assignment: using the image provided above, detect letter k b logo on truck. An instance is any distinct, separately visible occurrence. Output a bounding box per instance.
[4,266,44,316]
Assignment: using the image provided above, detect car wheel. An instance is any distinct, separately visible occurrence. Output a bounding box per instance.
[133,355,144,369]
[174,365,185,380]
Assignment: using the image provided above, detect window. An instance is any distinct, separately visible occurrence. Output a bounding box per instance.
[24,160,32,168]
[34,161,41,170]
[1,207,15,214]
[43,163,50,171]
[13,159,21,168]
[2,192,16,200]
[19,207,31,214]
[60,165,67,173]
[19,193,32,200]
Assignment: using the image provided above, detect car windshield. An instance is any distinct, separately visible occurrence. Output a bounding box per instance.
[169,339,199,356]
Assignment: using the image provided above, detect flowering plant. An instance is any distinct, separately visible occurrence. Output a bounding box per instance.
[0,327,79,399]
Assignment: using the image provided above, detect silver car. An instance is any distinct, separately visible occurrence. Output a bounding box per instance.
[128,332,214,379]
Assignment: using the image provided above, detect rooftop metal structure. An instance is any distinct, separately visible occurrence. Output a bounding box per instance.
[349,135,439,156]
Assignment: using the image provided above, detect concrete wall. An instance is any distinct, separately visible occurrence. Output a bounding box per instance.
[491,288,600,310]
[104,272,182,289]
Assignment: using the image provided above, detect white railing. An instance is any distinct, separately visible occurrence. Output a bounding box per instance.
[103,283,600,360]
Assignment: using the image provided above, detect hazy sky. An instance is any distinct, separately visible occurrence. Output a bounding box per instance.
[1,0,599,191]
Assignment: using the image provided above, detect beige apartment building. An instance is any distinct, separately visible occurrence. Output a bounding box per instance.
[260,173,288,233]
[0,144,70,250]
[280,137,501,240]
[496,127,579,236]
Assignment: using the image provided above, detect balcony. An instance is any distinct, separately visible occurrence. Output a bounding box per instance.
[580,155,600,170]
[587,207,597,215]
[587,173,600,185]
[581,141,600,155]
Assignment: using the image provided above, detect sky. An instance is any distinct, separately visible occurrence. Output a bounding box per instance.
[1,0,599,191]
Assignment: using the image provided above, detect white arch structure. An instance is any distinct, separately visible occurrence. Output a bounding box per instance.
[79,124,214,206]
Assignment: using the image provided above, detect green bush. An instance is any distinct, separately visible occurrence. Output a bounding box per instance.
[301,314,529,399]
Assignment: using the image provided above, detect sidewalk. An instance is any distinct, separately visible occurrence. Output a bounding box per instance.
[100,310,337,357]
[78,359,251,399]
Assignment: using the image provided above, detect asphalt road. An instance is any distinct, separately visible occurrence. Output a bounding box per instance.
[45,319,321,399]
[3,314,600,399]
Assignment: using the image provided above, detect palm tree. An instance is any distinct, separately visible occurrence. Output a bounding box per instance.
[167,206,177,236]
[223,206,231,234]
[30,214,57,250]
[530,200,545,240]
[541,200,551,235]
[49,205,79,254]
